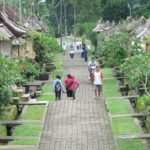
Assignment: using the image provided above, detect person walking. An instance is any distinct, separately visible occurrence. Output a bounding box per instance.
[53,75,66,101]
[83,44,88,61]
[69,44,74,58]
[72,75,80,100]
[93,66,104,100]
[64,74,74,100]
[88,57,98,83]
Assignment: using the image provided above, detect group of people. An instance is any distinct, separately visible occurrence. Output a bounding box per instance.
[69,42,89,61]
[53,74,80,101]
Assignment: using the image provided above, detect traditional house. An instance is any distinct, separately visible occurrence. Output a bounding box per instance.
[23,16,49,59]
[24,16,47,32]
[0,22,13,56]
[0,10,26,57]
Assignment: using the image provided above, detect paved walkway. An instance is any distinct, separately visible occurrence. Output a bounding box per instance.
[38,54,116,150]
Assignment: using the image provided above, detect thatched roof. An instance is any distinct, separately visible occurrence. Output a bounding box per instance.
[136,20,150,39]
[130,16,147,35]
[24,16,47,32]
[93,16,150,40]
[93,19,106,32]
[5,5,19,23]
[0,22,13,41]
[0,12,27,37]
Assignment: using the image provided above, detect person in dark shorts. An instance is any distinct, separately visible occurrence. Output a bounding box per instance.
[64,74,74,100]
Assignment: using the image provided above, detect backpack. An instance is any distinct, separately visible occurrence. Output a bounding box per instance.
[55,81,61,92]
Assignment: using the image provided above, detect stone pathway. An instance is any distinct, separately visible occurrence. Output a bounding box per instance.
[38,54,116,150]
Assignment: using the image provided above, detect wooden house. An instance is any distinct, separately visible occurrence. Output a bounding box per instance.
[0,11,26,57]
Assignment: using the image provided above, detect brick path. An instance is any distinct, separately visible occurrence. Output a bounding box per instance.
[38,54,116,150]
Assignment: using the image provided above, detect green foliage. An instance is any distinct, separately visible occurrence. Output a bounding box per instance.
[136,95,150,112]
[29,30,62,66]
[101,0,130,22]
[76,0,101,23]
[133,0,150,18]
[101,32,130,67]
[17,58,40,79]
[0,125,7,136]
[144,35,150,44]
[120,53,150,90]
[0,56,23,112]
[129,37,143,56]
[0,106,17,120]
[77,22,96,39]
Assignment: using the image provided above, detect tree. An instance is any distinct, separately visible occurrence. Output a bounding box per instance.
[120,53,150,95]
[0,56,23,113]
[101,0,131,22]
[101,32,130,67]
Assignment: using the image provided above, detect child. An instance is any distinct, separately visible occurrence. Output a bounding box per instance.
[53,75,66,101]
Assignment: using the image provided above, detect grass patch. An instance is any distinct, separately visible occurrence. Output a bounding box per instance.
[53,53,63,70]
[103,79,119,90]
[107,99,132,114]
[38,94,55,101]
[112,117,142,135]
[9,139,37,145]
[118,139,147,150]
[102,67,147,150]
[101,68,114,78]
[39,83,55,101]
[20,106,45,120]
[42,83,53,93]
[51,69,64,80]
[0,106,17,120]
[12,124,41,136]
[0,125,7,136]
[104,91,121,97]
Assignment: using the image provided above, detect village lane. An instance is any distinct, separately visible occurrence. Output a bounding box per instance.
[38,53,116,150]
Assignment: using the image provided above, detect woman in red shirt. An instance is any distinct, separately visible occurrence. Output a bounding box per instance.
[64,74,74,100]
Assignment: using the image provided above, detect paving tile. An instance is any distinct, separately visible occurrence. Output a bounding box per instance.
[38,54,116,150]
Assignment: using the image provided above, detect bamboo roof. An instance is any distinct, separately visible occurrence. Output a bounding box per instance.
[136,20,150,39]
[93,16,150,40]
[24,16,47,32]
[0,23,14,41]
[0,12,27,37]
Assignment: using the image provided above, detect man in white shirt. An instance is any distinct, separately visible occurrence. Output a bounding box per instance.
[88,57,98,72]
[93,66,104,100]
[88,57,98,81]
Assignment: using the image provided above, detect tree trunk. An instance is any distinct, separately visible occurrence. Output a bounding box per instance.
[73,0,76,41]
[64,4,68,36]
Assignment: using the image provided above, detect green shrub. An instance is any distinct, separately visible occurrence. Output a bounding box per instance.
[0,125,7,136]
[136,95,150,112]
[101,32,130,67]
[0,105,17,120]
